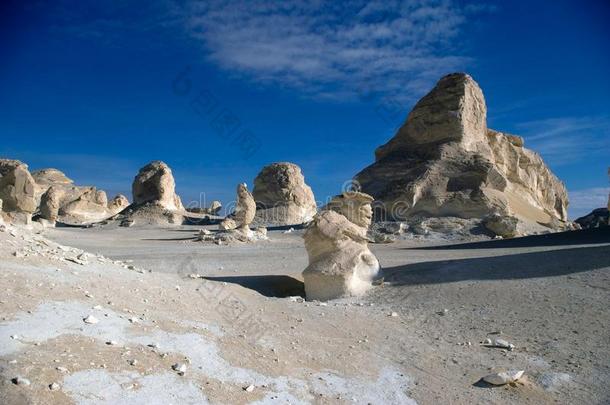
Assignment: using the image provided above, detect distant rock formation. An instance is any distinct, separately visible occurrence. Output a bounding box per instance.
[30,168,128,225]
[0,159,37,214]
[132,161,184,211]
[575,208,608,229]
[302,191,380,301]
[253,162,317,226]
[220,183,255,231]
[111,161,184,226]
[354,73,568,236]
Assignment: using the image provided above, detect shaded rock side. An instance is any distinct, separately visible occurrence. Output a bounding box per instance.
[354,73,568,230]
[253,162,317,225]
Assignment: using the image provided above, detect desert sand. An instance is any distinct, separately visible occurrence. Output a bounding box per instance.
[1,222,608,404]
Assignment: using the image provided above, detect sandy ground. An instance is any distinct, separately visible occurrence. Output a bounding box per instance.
[1,222,609,404]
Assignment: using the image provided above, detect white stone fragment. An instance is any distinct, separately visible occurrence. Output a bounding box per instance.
[483,370,524,385]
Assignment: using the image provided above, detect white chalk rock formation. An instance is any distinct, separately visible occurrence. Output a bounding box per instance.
[132,161,184,211]
[107,194,129,215]
[59,187,110,223]
[113,161,184,225]
[0,159,37,214]
[354,73,568,236]
[39,186,62,222]
[302,191,380,301]
[253,162,317,225]
[233,183,256,231]
[33,168,124,224]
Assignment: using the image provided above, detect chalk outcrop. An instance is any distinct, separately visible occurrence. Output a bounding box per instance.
[31,168,128,224]
[208,184,266,243]
[132,161,184,211]
[59,188,110,223]
[354,73,568,236]
[302,191,380,301]
[223,183,256,231]
[253,162,317,225]
[107,194,129,215]
[112,161,184,225]
[0,159,37,214]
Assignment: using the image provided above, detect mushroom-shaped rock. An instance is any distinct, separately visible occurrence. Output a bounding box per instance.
[302,191,380,301]
[132,161,184,211]
[253,162,317,225]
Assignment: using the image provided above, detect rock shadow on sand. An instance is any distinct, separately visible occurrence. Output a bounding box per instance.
[204,275,305,298]
[384,244,610,286]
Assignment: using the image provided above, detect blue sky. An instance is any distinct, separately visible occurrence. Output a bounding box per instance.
[1,0,609,218]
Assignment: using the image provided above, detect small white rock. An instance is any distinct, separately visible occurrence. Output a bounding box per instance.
[244,384,255,392]
[172,363,187,373]
[49,382,60,391]
[12,376,30,386]
[390,312,398,317]
[483,370,524,385]
[83,315,99,324]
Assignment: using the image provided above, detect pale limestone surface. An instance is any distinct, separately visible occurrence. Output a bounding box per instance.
[354,73,568,236]
[303,192,380,301]
[253,162,317,226]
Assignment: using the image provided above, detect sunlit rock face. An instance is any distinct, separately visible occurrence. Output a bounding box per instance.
[354,73,568,234]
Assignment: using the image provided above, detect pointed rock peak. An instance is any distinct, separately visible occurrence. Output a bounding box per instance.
[375,72,487,161]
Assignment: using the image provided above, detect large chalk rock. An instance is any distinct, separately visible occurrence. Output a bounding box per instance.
[111,161,184,225]
[253,162,317,225]
[302,191,380,301]
[132,161,184,211]
[32,167,125,224]
[0,159,37,213]
[59,187,110,223]
[354,73,568,235]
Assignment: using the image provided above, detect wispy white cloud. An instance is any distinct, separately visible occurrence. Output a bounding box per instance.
[568,187,609,219]
[516,116,610,165]
[183,0,483,101]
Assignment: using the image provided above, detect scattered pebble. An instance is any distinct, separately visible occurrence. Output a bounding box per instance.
[83,315,99,324]
[12,376,31,386]
[484,338,515,351]
[390,312,398,317]
[172,363,187,374]
[49,382,60,391]
[244,384,255,392]
[483,370,524,385]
